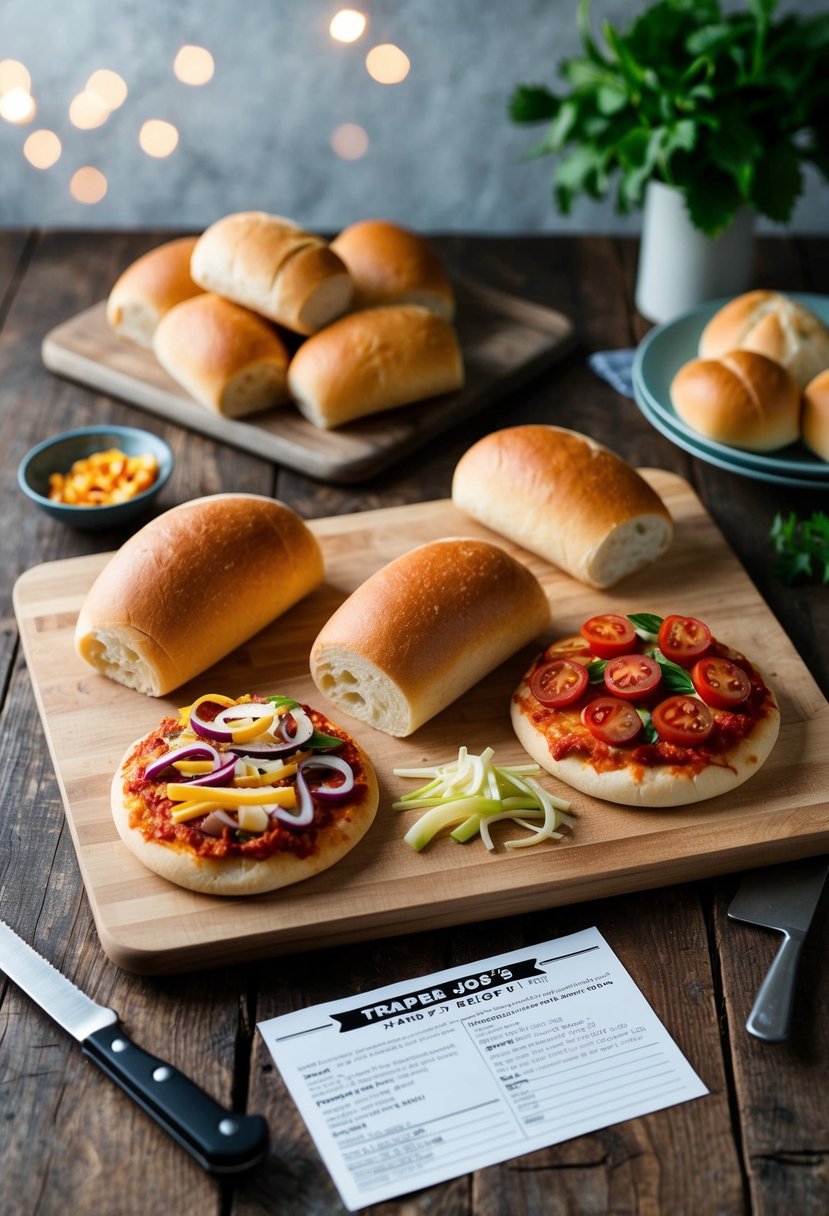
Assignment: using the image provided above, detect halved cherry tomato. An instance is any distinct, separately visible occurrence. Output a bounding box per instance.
[691,656,751,710]
[580,614,637,659]
[581,696,642,746]
[657,615,712,665]
[529,658,589,708]
[603,654,662,701]
[651,695,714,745]
[542,635,594,665]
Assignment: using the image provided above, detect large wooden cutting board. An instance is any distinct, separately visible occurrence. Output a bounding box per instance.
[41,279,574,483]
[13,472,829,974]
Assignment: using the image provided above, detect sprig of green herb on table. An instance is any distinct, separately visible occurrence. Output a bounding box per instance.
[770,511,829,585]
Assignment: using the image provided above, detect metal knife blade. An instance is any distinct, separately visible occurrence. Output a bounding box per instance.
[727,856,829,1043]
[0,919,268,1174]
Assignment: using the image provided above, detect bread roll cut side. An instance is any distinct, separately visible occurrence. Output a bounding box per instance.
[288,304,464,429]
[75,493,324,696]
[107,236,203,348]
[670,350,801,452]
[451,425,673,589]
[153,293,291,417]
[331,219,455,320]
[310,537,550,737]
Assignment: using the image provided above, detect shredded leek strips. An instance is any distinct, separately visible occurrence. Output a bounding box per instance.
[394,746,572,852]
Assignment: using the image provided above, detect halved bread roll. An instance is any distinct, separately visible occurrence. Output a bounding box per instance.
[107,236,204,348]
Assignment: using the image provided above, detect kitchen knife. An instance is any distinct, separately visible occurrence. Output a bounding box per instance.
[727,856,829,1043]
[0,919,269,1174]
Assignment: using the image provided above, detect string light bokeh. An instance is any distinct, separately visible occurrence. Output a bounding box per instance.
[0,9,412,207]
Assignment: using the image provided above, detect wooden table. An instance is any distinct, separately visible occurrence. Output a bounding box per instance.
[1,231,827,1215]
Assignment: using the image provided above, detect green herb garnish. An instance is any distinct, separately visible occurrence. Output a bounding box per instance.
[636,707,660,744]
[627,612,664,641]
[653,648,696,693]
[770,510,829,585]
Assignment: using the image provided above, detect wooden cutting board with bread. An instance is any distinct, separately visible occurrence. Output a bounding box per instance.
[42,214,574,482]
[14,457,829,973]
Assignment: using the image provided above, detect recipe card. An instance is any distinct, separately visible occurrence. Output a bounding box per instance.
[258,927,707,1210]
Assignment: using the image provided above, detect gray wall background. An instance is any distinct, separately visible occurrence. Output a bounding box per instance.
[1,0,827,234]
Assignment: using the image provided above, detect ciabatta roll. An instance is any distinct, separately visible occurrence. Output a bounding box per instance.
[75,494,323,696]
[107,236,204,348]
[153,293,290,418]
[451,425,673,589]
[287,304,464,429]
[190,211,352,335]
[331,219,455,320]
[310,537,550,737]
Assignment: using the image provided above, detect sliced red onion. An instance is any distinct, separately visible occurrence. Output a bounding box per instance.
[270,774,315,828]
[214,703,276,729]
[199,810,239,837]
[278,708,314,747]
[186,755,240,787]
[298,755,355,800]
[189,702,234,742]
[145,742,221,782]
[228,740,303,760]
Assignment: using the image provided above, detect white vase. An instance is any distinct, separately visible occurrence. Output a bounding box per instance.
[634,179,755,324]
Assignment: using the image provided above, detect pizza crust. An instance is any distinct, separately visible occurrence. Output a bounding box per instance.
[112,734,379,896]
[510,677,780,809]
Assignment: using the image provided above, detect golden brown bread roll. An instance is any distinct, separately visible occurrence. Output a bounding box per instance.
[75,493,324,696]
[451,425,673,589]
[331,219,455,320]
[153,293,291,418]
[190,211,352,335]
[803,368,829,461]
[287,304,464,429]
[699,290,829,388]
[670,350,801,452]
[106,236,204,348]
[310,538,550,737]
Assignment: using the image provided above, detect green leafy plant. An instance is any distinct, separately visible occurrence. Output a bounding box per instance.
[770,511,829,584]
[509,0,829,235]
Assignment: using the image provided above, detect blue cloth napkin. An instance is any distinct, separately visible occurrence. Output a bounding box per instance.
[588,349,636,399]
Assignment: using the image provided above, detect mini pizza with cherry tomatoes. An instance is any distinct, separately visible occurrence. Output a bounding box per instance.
[112,692,379,895]
[511,612,780,807]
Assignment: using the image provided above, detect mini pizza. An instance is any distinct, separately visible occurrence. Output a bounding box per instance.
[112,692,379,895]
[511,612,780,808]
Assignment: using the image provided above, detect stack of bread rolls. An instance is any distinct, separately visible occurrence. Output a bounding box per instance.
[107,213,464,430]
[669,290,829,458]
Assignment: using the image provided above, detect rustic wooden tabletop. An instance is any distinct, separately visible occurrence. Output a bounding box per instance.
[1,230,827,1215]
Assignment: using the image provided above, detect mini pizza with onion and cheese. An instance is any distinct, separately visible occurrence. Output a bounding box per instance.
[112,692,379,895]
[511,612,780,807]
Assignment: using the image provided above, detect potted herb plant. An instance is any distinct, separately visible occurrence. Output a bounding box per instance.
[509,0,829,321]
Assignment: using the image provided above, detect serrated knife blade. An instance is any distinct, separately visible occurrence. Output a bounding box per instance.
[0,919,268,1173]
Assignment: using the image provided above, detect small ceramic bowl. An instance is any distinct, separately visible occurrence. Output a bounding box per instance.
[18,424,174,531]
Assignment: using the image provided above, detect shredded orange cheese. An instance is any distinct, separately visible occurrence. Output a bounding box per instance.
[48,447,158,506]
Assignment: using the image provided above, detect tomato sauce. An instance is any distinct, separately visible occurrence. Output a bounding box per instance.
[122,704,369,861]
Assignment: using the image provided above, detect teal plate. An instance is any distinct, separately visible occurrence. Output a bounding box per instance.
[632,293,829,480]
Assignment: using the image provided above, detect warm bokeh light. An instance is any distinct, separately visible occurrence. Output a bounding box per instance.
[0,59,31,94]
[70,166,107,204]
[139,119,179,158]
[23,129,62,169]
[365,44,410,84]
[173,45,214,85]
[69,90,109,129]
[86,69,128,110]
[0,87,36,124]
[329,9,367,43]
[330,122,369,160]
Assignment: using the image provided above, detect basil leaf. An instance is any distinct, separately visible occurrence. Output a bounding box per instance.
[586,658,608,683]
[636,707,659,744]
[267,695,300,710]
[627,612,663,640]
[308,730,344,751]
[653,648,696,694]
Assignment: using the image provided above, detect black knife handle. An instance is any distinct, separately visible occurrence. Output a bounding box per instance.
[84,1025,269,1174]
